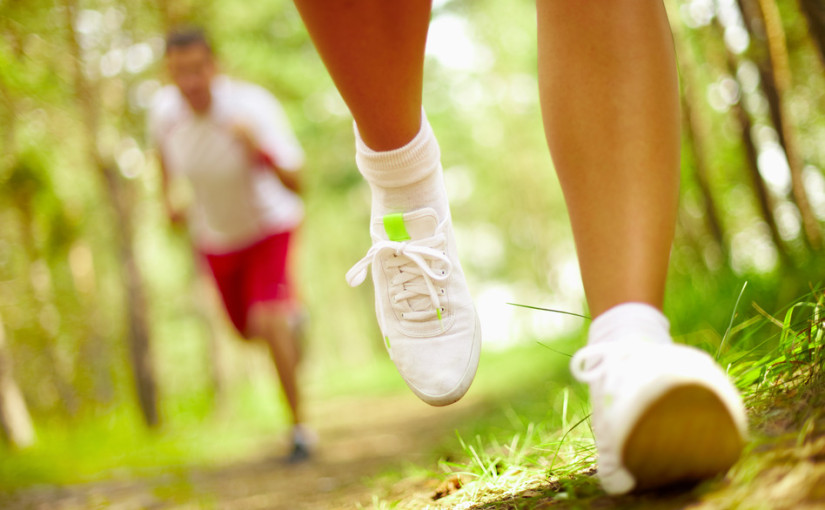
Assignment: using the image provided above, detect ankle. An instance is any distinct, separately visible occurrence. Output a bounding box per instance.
[291,424,318,449]
[587,302,671,346]
[354,110,448,220]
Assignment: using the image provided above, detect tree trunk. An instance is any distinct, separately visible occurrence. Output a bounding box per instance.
[672,11,793,266]
[193,271,229,416]
[798,0,825,69]
[712,17,795,265]
[732,98,795,265]
[0,314,35,448]
[63,0,160,427]
[103,164,160,427]
[0,70,33,448]
[68,242,116,406]
[18,214,80,417]
[739,0,823,250]
[680,87,728,257]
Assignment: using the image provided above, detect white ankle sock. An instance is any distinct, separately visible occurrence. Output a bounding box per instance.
[587,302,672,346]
[354,110,449,220]
[291,424,316,446]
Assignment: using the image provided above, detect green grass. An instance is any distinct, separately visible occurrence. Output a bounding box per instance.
[355,334,591,509]
[0,335,580,497]
[0,379,290,490]
[363,285,825,509]
[3,285,823,508]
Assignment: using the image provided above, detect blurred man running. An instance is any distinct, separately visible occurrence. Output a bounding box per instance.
[148,28,313,462]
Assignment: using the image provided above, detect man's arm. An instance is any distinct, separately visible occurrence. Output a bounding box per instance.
[258,149,303,194]
[157,150,187,227]
[232,123,303,194]
[147,89,188,227]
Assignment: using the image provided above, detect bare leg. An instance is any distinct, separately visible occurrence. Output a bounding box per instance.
[543,4,747,495]
[247,302,301,425]
[537,0,680,317]
[293,0,480,407]
[292,0,431,150]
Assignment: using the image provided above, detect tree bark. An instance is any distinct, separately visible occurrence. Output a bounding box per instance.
[712,17,795,265]
[732,98,795,265]
[68,242,116,406]
[679,82,728,259]
[63,0,160,427]
[193,271,229,416]
[0,314,35,448]
[798,0,825,69]
[16,205,80,417]
[103,164,159,427]
[673,26,727,252]
[739,0,823,250]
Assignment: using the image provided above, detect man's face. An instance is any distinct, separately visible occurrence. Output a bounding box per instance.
[166,43,215,113]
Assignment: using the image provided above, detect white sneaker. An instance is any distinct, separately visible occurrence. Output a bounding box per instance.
[287,424,317,464]
[346,208,481,406]
[571,340,748,494]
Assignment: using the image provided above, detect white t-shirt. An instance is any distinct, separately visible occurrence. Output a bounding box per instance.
[148,76,304,253]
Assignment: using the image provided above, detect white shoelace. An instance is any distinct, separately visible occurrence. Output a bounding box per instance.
[346,235,452,322]
[571,340,661,391]
[571,342,620,384]
[570,342,643,472]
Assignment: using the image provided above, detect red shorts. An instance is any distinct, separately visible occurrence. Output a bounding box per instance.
[201,231,294,335]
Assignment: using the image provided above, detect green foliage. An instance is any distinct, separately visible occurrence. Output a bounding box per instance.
[363,288,825,509]
[726,287,824,415]
[1,0,825,503]
[0,382,290,489]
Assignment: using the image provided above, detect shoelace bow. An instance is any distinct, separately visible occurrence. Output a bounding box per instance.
[346,235,452,322]
[570,342,641,464]
[571,339,679,403]
[570,341,656,387]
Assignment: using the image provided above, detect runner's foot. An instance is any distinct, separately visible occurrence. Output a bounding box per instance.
[571,338,747,494]
[347,208,481,406]
[285,424,317,464]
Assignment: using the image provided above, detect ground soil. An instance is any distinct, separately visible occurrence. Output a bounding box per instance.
[1,383,824,509]
[0,393,480,509]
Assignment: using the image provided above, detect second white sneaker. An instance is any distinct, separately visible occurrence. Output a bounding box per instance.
[571,339,748,494]
[346,208,481,406]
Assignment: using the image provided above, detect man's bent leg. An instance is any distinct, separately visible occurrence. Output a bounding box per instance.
[247,301,301,426]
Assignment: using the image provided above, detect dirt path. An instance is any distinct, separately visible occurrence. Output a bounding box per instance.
[2,370,824,509]
[0,393,483,509]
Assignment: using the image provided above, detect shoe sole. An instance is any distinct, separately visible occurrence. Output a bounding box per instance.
[622,383,744,491]
[414,310,482,407]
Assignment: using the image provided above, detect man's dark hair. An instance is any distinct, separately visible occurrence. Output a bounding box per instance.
[165,27,213,55]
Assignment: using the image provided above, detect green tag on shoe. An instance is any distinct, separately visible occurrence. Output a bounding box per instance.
[383,213,412,242]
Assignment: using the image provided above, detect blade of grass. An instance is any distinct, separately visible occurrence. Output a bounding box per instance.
[507,303,591,321]
[716,281,748,360]
[548,413,591,472]
[752,301,783,329]
[535,341,574,358]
